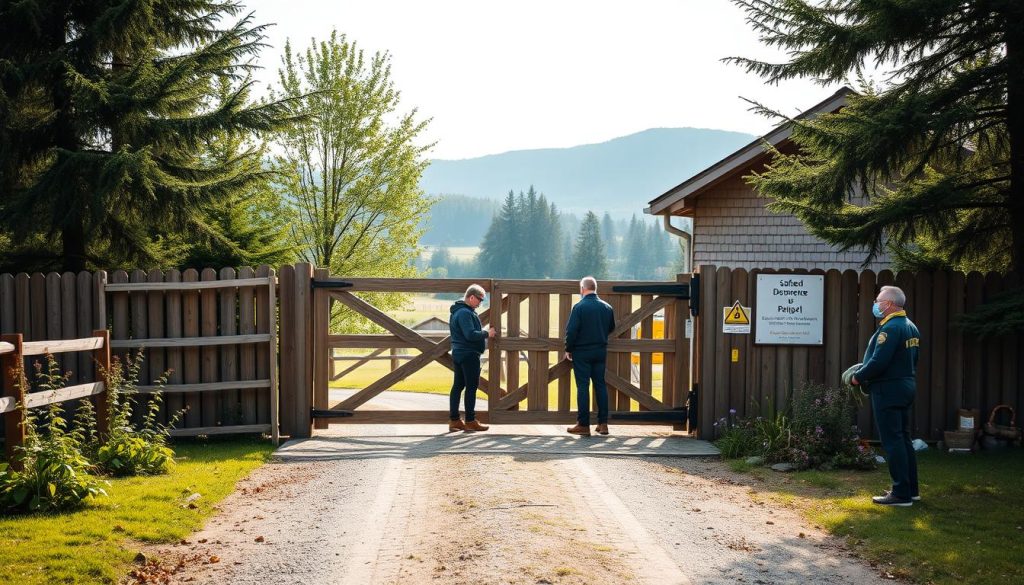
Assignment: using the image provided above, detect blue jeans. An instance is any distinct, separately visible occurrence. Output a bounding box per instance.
[871,385,919,499]
[572,348,609,425]
[450,352,481,422]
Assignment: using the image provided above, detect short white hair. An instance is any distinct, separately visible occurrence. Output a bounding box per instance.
[579,276,597,292]
[879,285,906,307]
[464,284,486,301]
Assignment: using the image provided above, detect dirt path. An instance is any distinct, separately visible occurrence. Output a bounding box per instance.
[133,393,891,584]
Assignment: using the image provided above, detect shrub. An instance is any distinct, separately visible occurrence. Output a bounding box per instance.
[96,353,178,476]
[714,402,793,462]
[788,383,877,471]
[0,360,108,514]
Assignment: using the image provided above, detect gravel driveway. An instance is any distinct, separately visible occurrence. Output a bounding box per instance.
[136,392,892,585]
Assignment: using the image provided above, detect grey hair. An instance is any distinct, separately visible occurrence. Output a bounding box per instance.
[879,285,906,307]
[579,276,597,292]
[464,284,486,301]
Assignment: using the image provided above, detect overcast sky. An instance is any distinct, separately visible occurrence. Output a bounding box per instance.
[240,0,847,160]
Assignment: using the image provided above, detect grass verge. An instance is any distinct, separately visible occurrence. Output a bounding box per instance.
[0,437,273,584]
[740,448,1024,585]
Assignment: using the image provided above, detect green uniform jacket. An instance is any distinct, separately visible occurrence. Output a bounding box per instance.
[855,311,921,407]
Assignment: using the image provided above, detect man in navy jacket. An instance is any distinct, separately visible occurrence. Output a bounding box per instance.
[564,276,616,436]
[449,284,496,432]
[852,285,921,506]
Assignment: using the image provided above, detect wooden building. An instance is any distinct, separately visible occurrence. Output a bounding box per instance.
[646,88,892,271]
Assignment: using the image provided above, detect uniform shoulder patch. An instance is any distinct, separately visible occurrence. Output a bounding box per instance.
[877,332,887,344]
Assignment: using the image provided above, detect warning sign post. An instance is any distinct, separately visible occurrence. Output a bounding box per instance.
[722,300,751,334]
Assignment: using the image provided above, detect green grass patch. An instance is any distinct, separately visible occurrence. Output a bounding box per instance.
[749,449,1024,585]
[0,437,273,584]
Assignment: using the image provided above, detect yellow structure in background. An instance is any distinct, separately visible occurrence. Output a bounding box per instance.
[631,318,664,365]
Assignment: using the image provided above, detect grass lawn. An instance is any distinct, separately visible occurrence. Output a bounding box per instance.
[0,437,274,585]
[729,449,1024,585]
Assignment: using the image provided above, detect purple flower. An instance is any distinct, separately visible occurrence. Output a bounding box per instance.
[729,408,737,415]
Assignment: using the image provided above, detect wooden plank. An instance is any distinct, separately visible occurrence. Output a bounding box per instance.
[169,424,271,437]
[277,265,296,438]
[506,293,521,410]
[147,269,167,422]
[557,293,572,412]
[218,267,240,427]
[164,270,184,422]
[129,269,149,387]
[2,333,25,466]
[929,270,949,440]
[528,292,549,410]
[93,271,107,336]
[104,277,273,292]
[673,273,691,410]
[487,280,503,408]
[14,273,30,337]
[265,267,279,445]
[14,382,106,412]
[200,268,219,427]
[494,360,574,410]
[76,271,94,384]
[963,272,985,411]
[805,269,826,386]
[609,296,673,339]
[23,336,105,355]
[328,335,427,349]
[908,270,930,439]
[697,265,717,439]
[856,270,876,437]
[337,337,453,410]
[30,273,46,341]
[181,269,202,428]
[840,270,859,388]
[0,342,14,355]
[136,380,271,393]
[60,273,76,383]
[616,294,633,411]
[0,274,14,334]
[662,295,676,412]
[713,267,731,433]
[604,369,667,411]
[110,270,129,361]
[999,273,1019,412]
[823,269,842,388]
[498,279,673,295]
[727,268,747,417]
[238,267,258,426]
[110,334,272,349]
[321,410,677,425]
[639,294,653,409]
[292,263,313,438]
[313,267,330,430]
[92,330,111,438]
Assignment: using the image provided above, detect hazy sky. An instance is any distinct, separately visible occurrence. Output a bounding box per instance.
[240,0,846,160]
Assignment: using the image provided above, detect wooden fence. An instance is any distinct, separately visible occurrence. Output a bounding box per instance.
[695,265,1023,442]
[0,267,278,443]
[1,331,111,466]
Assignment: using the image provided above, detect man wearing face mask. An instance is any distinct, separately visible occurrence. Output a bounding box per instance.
[851,286,921,507]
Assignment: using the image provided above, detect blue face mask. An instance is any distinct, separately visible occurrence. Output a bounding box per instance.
[872,302,885,318]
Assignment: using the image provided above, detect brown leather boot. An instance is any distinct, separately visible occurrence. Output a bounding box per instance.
[449,419,465,432]
[463,420,489,432]
[567,424,591,436]
[595,423,609,435]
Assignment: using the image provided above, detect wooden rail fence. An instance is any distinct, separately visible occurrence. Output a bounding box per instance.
[1,331,111,467]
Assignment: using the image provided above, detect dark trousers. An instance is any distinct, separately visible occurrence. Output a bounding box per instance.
[450,352,481,422]
[572,348,609,425]
[872,389,919,499]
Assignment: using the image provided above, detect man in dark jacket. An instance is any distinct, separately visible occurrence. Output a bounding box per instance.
[852,285,921,507]
[449,284,495,432]
[564,276,615,436]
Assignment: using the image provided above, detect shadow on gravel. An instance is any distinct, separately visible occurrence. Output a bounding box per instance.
[273,433,719,461]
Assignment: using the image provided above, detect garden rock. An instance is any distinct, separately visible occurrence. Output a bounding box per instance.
[771,463,795,472]
[745,456,764,465]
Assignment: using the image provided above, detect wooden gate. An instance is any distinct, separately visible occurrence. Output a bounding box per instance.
[303,272,692,432]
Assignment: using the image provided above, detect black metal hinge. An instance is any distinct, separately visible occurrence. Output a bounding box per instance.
[311,279,353,289]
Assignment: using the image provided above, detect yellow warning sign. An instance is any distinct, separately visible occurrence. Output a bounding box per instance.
[722,301,752,334]
[725,301,750,325]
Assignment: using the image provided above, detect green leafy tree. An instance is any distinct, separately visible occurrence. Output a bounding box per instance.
[729,0,1024,332]
[0,2,292,271]
[275,31,431,276]
[569,211,608,279]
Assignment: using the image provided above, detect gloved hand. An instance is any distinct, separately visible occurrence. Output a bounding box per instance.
[842,363,868,396]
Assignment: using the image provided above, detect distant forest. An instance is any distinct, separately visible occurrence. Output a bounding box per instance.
[420,188,685,280]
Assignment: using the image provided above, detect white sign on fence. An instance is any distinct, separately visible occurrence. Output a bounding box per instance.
[755,274,824,345]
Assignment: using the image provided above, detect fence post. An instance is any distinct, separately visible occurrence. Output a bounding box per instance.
[92,329,111,441]
[2,333,25,468]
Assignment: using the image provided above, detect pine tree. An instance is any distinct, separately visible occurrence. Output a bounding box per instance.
[601,212,617,259]
[647,221,669,278]
[477,191,517,276]
[731,0,1024,333]
[569,211,608,279]
[0,2,292,271]
[624,215,646,279]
